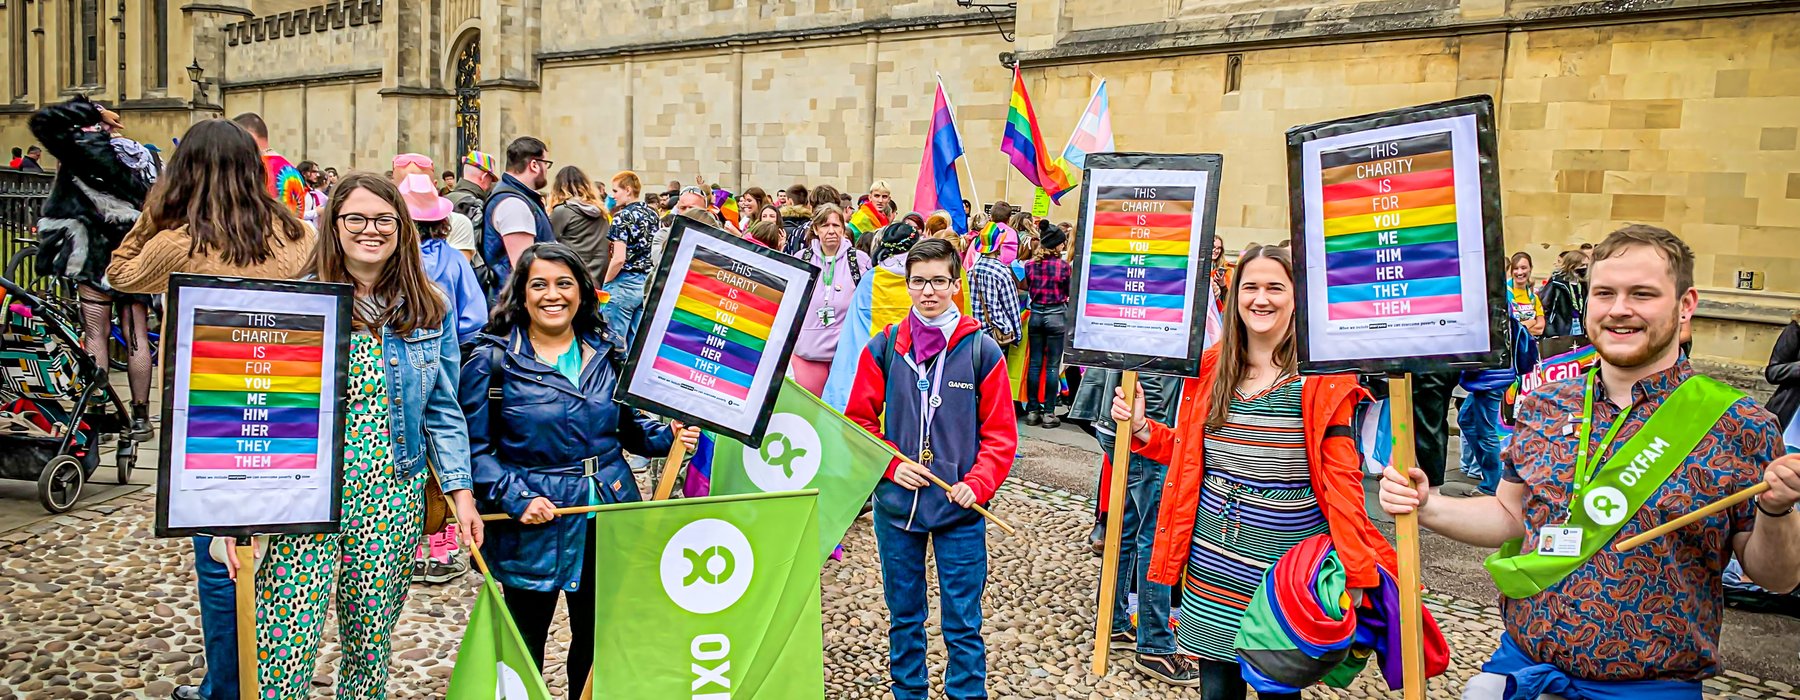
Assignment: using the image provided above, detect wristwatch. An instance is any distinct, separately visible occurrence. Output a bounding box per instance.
[1754,498,1796,518]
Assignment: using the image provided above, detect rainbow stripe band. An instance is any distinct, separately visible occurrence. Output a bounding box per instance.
[182,308,328,472]
[1317,132,1464,321]
[649,246,782,407]
[1082,184,1193,329]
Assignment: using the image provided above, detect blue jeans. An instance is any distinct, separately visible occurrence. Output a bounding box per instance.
[1098,432,1177,656]
[193,536,238,699]
[875,517,989,700]
[1458,390,1504,494]
[602,271,648,351]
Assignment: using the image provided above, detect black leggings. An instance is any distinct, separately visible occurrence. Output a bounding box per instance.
[501,518,597,693]
[1198,659,1300,700]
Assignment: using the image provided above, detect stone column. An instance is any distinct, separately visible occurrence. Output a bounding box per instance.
[477,0,541,154]
[182,0,251,111]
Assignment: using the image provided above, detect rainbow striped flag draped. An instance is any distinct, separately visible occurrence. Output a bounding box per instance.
[846,201,890,240]
[913,77,970,234]
[1051,79,1115,202]
[1001,67,1073,202]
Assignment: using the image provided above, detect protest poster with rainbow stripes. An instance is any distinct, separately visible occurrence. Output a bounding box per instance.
[1288,96,1509,375]
[619,218,819,446]
[1067,156,1221,377]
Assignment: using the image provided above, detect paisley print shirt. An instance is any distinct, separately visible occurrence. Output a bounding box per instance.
[1498,361,1782,681]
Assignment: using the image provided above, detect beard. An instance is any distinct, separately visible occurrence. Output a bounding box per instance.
[1592,308,1680,369]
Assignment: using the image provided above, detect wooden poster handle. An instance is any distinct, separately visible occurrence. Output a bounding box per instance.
[1090,370,1137,677]
[651,434,692,502]
[234,543,259,700]
[1386,372,1426,700]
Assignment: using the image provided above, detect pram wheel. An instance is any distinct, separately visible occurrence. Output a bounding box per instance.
[115,440,136,484]
[37,455,85,514]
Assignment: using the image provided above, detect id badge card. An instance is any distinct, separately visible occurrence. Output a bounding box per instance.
[1536,526,1583,557]
[819,306,836,327]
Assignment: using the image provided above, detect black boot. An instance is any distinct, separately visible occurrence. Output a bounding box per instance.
[131,402,153,442]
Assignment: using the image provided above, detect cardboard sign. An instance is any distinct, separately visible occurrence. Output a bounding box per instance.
[155,274,352,538]
[618,217,819,446]
[1064,153,1221,377]
[1287,96,1510,374]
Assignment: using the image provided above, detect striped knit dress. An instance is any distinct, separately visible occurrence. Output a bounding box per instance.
[1176,375,1328,661]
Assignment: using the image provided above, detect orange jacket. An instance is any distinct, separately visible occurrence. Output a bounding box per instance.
[1136,348,1397,590]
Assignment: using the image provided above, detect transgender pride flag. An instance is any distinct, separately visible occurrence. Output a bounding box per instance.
[1051,80,1115,202]
[914,77,971,234]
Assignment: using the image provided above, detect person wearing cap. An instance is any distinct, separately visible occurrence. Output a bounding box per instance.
[447,150,501,261]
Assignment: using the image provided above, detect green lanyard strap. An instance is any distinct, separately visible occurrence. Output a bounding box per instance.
[1572,369,1631,506]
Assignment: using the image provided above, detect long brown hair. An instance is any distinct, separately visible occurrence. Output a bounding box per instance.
[546,165,608,220]
[314,172,448,335]
[1206,245,1298,429]
[141,119,308,266]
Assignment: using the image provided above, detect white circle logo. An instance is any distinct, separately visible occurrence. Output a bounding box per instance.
[659,518,755,615]
[1584,486,1629,527]
[741,412,821,492]
[495,661,528,700]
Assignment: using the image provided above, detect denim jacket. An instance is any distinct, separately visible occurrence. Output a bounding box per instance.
[379,313,473,493]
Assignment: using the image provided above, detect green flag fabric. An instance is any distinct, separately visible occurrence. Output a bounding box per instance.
[591,491,825,699]
[446,576,555,700]
[710,379,894,560]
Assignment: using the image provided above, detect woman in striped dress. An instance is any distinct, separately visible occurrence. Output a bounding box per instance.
[1114,245,1397,697]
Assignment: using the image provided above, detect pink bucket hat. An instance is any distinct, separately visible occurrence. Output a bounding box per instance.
[398,174,453,222]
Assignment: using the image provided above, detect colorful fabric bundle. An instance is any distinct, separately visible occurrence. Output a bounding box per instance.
[681,432,715,498]
[1234,534,1450,694]
[847,201,890,240]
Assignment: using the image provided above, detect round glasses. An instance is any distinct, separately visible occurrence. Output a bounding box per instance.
[339,214,401,235]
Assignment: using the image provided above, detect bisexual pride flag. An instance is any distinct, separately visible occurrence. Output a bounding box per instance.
[914,77,970,234]
[1317,132,1460,321]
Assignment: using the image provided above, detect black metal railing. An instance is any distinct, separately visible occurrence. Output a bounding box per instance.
[0,170,55,293]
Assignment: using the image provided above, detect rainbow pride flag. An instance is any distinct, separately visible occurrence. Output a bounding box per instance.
[713,189,740,228]
[846,201,889,240]
[1001,67,1073,201]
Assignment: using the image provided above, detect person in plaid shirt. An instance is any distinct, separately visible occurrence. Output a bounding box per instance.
[1023,221,1072,426]
[968,223,1022,347]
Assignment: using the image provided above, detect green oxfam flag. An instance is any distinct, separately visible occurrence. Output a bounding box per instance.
[711,379,894,560]
[446,577,554,700]
[591,491,824,699]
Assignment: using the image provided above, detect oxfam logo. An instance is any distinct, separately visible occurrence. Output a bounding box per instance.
[1583,486,1629,527]
[742,412,821,492]
[660,518,755,614]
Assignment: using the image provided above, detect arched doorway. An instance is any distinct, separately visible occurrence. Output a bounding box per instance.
[454,35,480,159]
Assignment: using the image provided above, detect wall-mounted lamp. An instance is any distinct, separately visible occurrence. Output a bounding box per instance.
[956,0,1015,42]
[187,59,212,104]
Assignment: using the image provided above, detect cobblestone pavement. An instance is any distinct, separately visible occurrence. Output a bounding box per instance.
[1,480,1797,699]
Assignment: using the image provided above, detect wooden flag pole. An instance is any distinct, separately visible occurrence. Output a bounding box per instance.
[1616,482,1771,551]
[1090,370,1137,677]
[234,542,259,700]
[1387,373,1426,700]
[920,470,1017,536]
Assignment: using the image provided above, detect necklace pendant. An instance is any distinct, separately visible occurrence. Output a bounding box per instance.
[919,447,934,464]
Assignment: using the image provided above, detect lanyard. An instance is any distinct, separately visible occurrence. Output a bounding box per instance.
[821,251,839,288]
[902,346,950,466]
[1572,369,1631,504]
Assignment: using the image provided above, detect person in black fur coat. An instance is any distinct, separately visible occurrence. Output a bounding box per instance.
[27,94,158,438]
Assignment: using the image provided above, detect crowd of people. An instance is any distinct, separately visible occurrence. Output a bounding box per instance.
[14,91,1800,700]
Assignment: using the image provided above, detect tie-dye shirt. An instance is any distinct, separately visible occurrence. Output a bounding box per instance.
[263,152,306,218]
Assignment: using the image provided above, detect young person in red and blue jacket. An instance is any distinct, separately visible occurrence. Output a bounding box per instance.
[846,238,1016,700]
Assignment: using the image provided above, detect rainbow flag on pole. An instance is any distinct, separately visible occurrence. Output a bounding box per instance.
[914,76,971,234]
[1001,67,1073,202]
[1051,79,1115,201]
[846,201,890,240]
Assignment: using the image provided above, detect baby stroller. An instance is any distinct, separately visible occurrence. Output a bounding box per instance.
[0,274,137,513]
